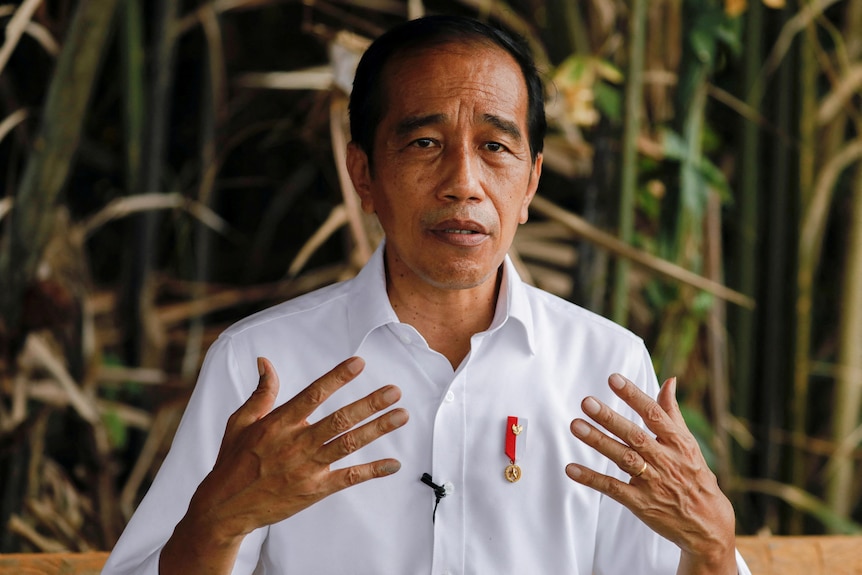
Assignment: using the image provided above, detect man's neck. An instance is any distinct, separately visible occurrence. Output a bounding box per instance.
[386,266,502,370]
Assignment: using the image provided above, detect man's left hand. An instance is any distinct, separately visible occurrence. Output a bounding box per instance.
[566,374,737,575]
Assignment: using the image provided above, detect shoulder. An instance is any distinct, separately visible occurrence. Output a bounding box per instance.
[523,283,644,347]
[220,279,352,340]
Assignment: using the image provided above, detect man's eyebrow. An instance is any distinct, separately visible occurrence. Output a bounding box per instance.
[394,114,447,137]
[482,114,523,142]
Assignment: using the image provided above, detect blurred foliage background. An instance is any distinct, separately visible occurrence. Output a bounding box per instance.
[0,0,861,552]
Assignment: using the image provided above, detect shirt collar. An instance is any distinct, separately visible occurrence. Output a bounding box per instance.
[493,254,537,355]
[346,241,536,355]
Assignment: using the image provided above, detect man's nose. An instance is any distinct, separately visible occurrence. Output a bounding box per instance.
[437,144,485,202]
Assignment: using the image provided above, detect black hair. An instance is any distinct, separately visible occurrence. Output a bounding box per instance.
[348,15,546,167]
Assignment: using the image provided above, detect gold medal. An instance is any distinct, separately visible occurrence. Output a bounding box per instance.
[505,416,525,483]
[505,463,522,482]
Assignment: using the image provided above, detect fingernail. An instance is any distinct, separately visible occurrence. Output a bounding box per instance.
[571,419,590,437]
[388,410,408,427]
[257,357,266,377]
[609,374,626,390]
[382,386,400,404]
[346,357,364,375]
[381,461,401,475]
[582,396,600,416]
[669,377,678,396]
[566,464,582,479]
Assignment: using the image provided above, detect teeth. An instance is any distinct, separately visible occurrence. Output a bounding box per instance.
[444,229,475,234]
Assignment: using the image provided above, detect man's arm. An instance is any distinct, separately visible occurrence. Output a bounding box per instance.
[566,374,738,575]
[159,356,408,575]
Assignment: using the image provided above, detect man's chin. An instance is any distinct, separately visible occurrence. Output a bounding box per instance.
[419,264,501,292]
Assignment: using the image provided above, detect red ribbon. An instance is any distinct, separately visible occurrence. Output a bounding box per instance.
[505,416,518,463]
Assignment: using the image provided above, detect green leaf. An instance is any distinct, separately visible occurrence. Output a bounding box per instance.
[102,410,128,451]
[594,82,622,123]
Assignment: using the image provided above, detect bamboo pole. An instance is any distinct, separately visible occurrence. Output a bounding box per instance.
[611,0,647,325]
[529,195,754,308]
[788,6,821,533]
[827,160,862,521]
[0,0,119,334]
[728,0,763,526]
[825,0,862,524]
[127,0,180,367]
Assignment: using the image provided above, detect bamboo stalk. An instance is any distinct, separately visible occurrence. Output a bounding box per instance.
[129,0,180,368]
[728,0,763,520]
[530,195,755,309]
[611,0,648,325]
[0,0,44,75]
[0,0,119,333]
[705,190,731,488]
[787,5,821,533]
[826,154,862,523]
[0,109,29,146]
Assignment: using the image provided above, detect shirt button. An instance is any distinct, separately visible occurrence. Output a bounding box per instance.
[444,391,455,402]
[399,334,411,344]
[442,481,454,495]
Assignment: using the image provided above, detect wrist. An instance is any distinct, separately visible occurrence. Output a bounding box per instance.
[159,492,247,575]
[677,541,737,575]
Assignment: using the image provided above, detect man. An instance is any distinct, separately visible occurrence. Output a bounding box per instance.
[103,15,750,574]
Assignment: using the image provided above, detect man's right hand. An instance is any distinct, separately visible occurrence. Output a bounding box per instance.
[160,356,408,575]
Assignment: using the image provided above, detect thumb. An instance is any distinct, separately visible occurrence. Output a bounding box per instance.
[230,357,280,429]
[657,376,684,425]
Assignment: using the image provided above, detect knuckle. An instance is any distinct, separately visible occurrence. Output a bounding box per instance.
[621,448,640,468]
[605,477,626,499]
[338,432,359,455]
[343,466,363,487]
[629,428,650,449]
[329,410,352,434]
[366,393,384,414]
[377,412,396,433]
[645,403,665,423]
[332,367,352,386]
[304,385,327,406]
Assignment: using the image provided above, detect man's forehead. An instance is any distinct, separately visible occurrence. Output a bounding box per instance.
[383,40,523,86]
[378,42,528,122]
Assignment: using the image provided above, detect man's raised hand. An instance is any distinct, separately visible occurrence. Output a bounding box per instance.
[566,375,736,575]
[160,356,408,575]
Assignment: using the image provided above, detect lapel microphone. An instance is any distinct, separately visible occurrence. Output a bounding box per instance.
[420,473,447,523]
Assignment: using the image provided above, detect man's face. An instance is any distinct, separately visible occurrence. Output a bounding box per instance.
[348,42,542,292]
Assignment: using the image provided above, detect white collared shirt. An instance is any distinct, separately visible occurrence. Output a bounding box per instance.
[103,244,751,575]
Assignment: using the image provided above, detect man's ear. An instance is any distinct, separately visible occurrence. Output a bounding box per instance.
[519,153,543,224]
[346,142,375,214]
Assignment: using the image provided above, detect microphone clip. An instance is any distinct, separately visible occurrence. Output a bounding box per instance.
[421,473,447,522]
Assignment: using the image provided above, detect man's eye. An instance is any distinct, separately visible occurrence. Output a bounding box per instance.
[412,138,435,148]
[485,142,505,153]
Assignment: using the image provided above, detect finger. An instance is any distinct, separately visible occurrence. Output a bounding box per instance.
[581,394,659,459]
[327,458,403,494]
[228,357,280,430]
[607,373,676,435]
[570,418,646,477]
[279,356,365,420]
[657,377,685,426]
[565,463,639,507]
[318,407,409,464]
[313,384,403,443]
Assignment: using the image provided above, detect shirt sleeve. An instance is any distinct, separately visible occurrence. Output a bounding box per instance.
[101,335,267,575]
